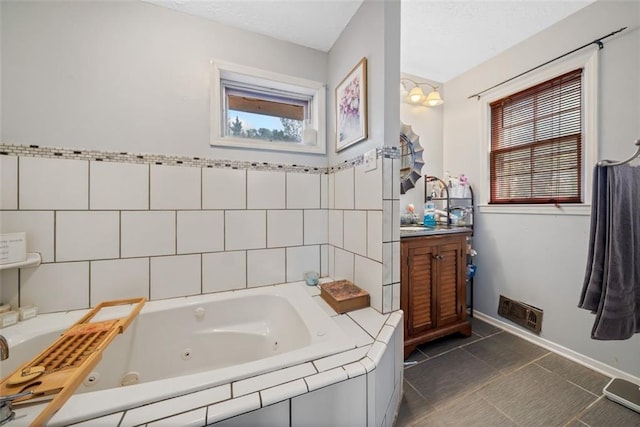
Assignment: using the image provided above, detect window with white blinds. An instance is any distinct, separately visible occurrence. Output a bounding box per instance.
[489,68,583,204]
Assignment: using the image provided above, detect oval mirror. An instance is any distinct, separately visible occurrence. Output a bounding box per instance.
[400,122,424,194]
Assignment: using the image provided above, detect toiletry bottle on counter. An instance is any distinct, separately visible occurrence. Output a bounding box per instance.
[423,201,436,227]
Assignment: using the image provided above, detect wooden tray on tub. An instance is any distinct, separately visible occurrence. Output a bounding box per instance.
[0,297,145,426]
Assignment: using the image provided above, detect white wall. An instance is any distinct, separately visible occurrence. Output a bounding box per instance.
[443,0,640,377]
[324,0,401,314]
[1,0,329,166]
[399,74,444,218]
[327,0,400,164]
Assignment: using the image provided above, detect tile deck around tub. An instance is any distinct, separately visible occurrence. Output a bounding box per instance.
[21,282,400,427]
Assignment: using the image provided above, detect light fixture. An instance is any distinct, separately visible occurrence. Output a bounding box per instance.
[400,78,444,107]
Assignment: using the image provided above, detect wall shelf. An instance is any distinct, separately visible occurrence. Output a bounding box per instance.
[0,252,42,271]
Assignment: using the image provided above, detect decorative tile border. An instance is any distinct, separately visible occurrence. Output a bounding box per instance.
[0,143,399,175]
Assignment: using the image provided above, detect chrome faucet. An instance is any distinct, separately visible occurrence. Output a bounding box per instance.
[0,335,7,361]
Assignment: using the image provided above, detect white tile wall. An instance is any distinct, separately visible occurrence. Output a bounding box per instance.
[327,172,335,209]
[328,210,343,247]
[392,283,400,311]
[287,173,320,209]
[90,161,148,210]
[225,210,266,251]
[0,211,55,262]
[19,157,88,209]
[202,168,246,209]
[0,155,17,209]
[177,210,224,254]
[383,200,393,243]
[312,345,370,372]
[150,165,201,210]
[373,337,395,427]
[56,211,119,262]
[320,244,329,277]
[247,248,285,287]
[347,307,388,338]
[20,262,89,313]
[382,284,392,314]
[286,245,320,283]
[202,251,246,293]
[304,210,328,245]
[355,160,382,210]
[207,393,261,425]
[392,158,401,200]
[354,255,383,312]
[0,269,19,309]
[382,158,393,200]
[332,314,374,347]
[150,254,201,299]
[71,413,122,427]
[121,211,175,258]
[120,385,229,427]
[267,210,302,248]
[304,367,348,392]
[213,400,289,427]
[392,241,400,284]
[90,258,149,306]
[147,408,205,427]
[233,363,316,397]
[320,173,329,209]
[7,150,394,314]
[328,245,335,278]
[367,211,383,262]
[343,211,367,256]
[247,170,285,209]
[392,200,401,242]
[334,168,354,210]
[260,379,307,406]
[333,248,354,283]
[292,375,366,426]
[383,242,392,286]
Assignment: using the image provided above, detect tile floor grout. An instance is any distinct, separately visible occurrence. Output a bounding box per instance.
[396,318,640,427]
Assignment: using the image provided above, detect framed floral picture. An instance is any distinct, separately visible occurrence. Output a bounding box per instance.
[335,57,368,152]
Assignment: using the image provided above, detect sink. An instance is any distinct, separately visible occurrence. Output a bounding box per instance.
[400,225,427,231]
[400,224,469,235]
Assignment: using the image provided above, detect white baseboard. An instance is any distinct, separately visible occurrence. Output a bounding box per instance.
[472,310,640,385]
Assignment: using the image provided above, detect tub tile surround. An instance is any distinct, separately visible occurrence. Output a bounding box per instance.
[8,283,404,427]
[328,154,400,314]
[1,143,402,424]
[0,143,399,316]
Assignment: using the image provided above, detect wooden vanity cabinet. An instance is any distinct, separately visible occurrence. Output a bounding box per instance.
[401,231,472,357]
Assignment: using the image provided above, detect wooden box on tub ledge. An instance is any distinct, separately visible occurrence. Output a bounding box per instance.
[320,280,370,313]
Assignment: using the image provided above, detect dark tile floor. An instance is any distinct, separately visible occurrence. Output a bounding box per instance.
[396,317,640,427]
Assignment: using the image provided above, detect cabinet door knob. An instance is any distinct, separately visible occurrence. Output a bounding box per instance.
[432,254,444,260]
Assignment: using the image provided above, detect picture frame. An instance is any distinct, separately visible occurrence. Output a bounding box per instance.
[335,57,368,152]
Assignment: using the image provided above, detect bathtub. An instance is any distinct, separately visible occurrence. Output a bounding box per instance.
[1,282,357,425]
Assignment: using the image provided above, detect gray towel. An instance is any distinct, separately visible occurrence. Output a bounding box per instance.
[579,165,609,311]
[579,164,640,340]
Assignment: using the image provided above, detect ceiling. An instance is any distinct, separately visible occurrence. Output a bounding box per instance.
[144,0,594,83]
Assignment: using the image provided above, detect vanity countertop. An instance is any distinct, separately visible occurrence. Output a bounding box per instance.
[400,224,472,238]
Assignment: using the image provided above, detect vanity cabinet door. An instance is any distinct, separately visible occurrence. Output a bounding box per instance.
[401,232,472,358]
[436,241,466,327]
[405,243,437,336]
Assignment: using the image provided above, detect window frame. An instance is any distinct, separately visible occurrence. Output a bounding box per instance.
[210,61,326,154]
[478,48,598,216]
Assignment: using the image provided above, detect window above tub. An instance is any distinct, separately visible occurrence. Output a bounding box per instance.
[210,61,327,154]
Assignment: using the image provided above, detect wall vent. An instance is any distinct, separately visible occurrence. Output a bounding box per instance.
[498,295,543,334]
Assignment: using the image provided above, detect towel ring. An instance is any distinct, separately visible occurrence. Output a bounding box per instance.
[597,139,640,166]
